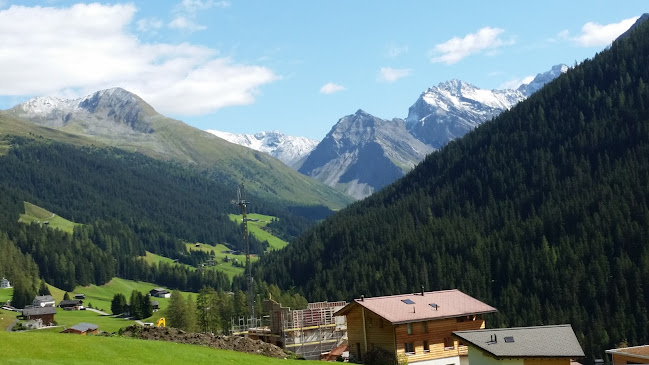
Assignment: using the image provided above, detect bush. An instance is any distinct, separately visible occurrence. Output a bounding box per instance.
[364,347,399,365]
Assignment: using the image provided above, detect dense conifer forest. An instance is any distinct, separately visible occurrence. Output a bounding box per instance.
[255,19,649,362]
[0,137,316,306]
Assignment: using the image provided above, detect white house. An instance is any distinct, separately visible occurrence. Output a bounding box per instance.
[33,295,56,307]
[149,288,171,298]
[0,277,11,289]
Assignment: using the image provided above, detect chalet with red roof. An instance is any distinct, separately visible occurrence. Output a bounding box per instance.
[334,289,497,365]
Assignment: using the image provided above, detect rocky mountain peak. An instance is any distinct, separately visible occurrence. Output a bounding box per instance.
[12,88,155,134]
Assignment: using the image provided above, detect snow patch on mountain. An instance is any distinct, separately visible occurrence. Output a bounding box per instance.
[206,130,318,168]
[518,64,568,96]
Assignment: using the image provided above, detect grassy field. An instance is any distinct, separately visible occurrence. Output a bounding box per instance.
[48,278,192,325]
[186,242,259,279]
[18,202,80,234]
[54,309,135,333]
[228,213,289,251]
[0,330,314,364]
[143,251,177,266]
[0,308,18,329]
[0,287,13,304]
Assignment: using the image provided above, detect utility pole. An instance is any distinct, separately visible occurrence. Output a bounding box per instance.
[233,182,254,321]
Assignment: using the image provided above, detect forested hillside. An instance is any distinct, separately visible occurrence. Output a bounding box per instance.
[255,19,649,361]
[0,138,316,306]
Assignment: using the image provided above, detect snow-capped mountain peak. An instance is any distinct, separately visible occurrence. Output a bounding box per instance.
[518,64,569,96]
[206,129,318,168]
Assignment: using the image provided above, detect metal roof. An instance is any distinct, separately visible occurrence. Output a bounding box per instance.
[68,322,99,333]
[59,300,82,306]
[606,345,649,361]
[335,289,497,324]
[23,306,57,316]
[453,324,585,358]
[34,295,54,302]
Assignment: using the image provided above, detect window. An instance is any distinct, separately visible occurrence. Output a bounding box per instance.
[423,340,430,353]
[402,299,415,304]
[422,321,428,333]
[444,337,455,350]
[407,323,413,335]
[404,342,415,354]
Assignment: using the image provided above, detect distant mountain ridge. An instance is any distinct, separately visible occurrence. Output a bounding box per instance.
[206,129,318,168]
[297,64,568,199]
[298,110,434,199]
[3,88,353,209]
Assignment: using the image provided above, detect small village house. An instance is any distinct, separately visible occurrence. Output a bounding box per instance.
[33,295,55,307]
[151,300,159,312]
[1,277,11,289]
[74,294,85,300]
[606,344,649,365]
[61,322,99,335]
[58,299,83,310]
[21,306,57,326]
[334,289,497,364]
[149,288,171,298]
[453,324,585,365]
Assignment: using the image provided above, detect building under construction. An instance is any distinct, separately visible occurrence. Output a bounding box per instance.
[231,299,347,360]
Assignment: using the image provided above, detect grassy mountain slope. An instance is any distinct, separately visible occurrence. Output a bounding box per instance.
[255,20,649,361]
[3,93,352,209]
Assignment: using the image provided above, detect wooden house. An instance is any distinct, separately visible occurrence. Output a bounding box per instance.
[21,306,57,325]
[74,294,85,300]
[62,322,99,335]
[606,345,649,365]
[453,324,585,365]
[151,301,159,312]
[59,299,83,310]
[149,288,171,298]
[334,289,497,364]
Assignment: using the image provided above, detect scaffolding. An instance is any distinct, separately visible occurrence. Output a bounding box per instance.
[266,299,347,360]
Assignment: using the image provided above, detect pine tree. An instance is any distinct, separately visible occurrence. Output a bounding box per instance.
[168,289,188,329]
[38,280,50,296]
[63,292,70,301]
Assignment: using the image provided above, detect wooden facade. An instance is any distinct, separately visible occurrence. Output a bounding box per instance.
[346,305,485,363]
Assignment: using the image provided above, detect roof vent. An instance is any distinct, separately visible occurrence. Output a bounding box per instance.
[421,285,425,296]
[401,299,415,304]
[504,336,514,343]
[429,303,439,310]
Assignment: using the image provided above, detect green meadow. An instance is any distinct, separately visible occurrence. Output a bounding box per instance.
[0,330,314,364]
[228,213,289,250]
[19,202,81,234]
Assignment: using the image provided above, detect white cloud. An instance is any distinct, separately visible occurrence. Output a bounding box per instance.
[137,17,163,33]
[499,75,534,90]
[320,82,345,94]
[378,67,411,82]
[169,0,230,33]
[573,16,639,47]
[429,27,513,65]
[178,0,230,14]
[169,16,206,32]
[386,44,408,58]
[0,4,277,115]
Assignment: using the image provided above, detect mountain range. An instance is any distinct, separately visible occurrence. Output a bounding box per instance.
[1,88,352,210]
[205,130,318,169]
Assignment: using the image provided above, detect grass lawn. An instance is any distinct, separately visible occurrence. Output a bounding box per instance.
[18,202,81,234]
[0,308,19,329]
[228,213,289,250]
[143,251,177,265]
[0,287,13,304]
[0,330,314,364]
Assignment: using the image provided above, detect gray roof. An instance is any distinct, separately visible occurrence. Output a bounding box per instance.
[34,295,54,302]
[151,288,169,293]
[23,306,57,316]
[59,299,82,306]
[151,301,159,306]
[453,324,585,358]
[68,322,99,332]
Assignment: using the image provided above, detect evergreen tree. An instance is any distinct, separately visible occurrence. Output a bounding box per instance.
[111,293,127,315]
[63,292,70,301]
[168,289,188,330]
[38,280,50,296]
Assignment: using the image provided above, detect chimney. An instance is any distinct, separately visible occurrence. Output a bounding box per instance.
[421,285,425,296]
[361,295,364,302]
[494,334,497,343]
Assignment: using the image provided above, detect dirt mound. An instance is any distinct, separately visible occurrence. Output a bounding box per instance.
[118,326,290,359]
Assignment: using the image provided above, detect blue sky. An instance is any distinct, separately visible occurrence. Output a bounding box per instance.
[0,1,646,140]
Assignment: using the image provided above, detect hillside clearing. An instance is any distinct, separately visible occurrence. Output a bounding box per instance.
[228,213,289,250]
[19,202,80,234]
